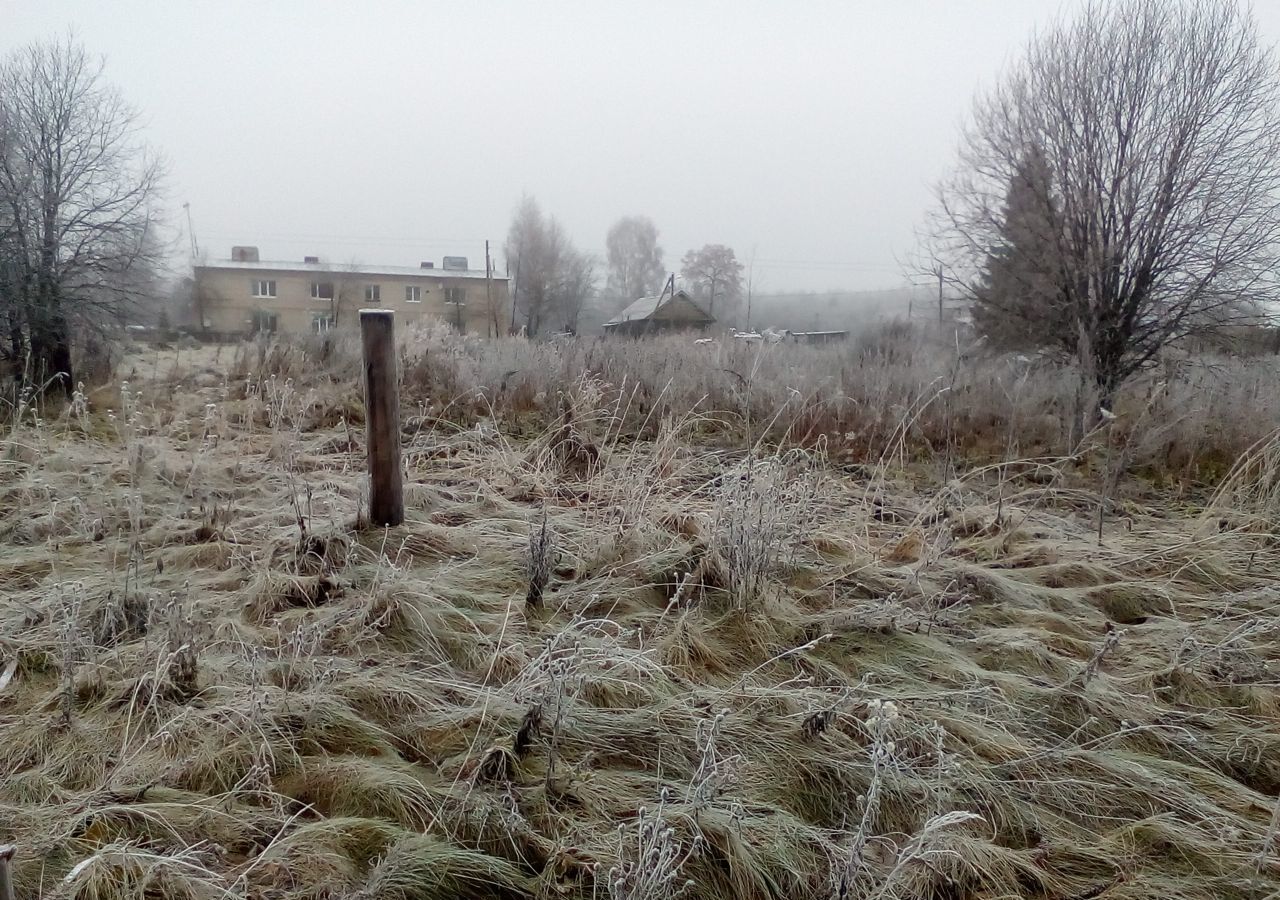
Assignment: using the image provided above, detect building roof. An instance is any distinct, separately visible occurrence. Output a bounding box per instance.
[603,289,713,327]
[194,258,505,281]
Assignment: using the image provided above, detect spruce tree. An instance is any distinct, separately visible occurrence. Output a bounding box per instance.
[972,145,1067,352]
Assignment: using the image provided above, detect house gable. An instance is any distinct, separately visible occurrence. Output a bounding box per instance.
[606,289,714,329]
[653,293,714,325]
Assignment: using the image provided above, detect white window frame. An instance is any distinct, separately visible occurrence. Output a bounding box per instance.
[312,313,335,334]
[310,281,334,300]
[365,284,381,303]
[405,285,422,303]
[251,279,276,298]
[444,286,466,306]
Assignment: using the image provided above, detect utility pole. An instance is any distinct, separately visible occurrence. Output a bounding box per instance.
[184,202,205,331]
[508,258,519,334]
[935,263,945,324]
[485,240,495,338]
[183,202,198,258]
[745,247,755,330]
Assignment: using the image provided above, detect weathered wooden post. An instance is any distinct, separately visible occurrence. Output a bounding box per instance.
[360,309,404,526]
[0,844,16,900]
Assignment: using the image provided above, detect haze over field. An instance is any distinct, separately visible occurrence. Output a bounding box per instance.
[8,1,1276,294]
[9,3,1280,898]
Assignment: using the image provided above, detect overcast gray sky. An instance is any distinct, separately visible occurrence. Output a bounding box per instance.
[5,1,1280,291]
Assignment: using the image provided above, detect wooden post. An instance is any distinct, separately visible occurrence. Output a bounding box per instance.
[360,309,403,527]
[0,844,16,900]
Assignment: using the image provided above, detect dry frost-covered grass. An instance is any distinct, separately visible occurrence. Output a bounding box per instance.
[1,333,1279,900]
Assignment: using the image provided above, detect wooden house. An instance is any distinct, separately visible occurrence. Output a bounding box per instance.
[602,289,715,336]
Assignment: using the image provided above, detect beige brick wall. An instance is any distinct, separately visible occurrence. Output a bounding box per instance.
[194,266,510,337]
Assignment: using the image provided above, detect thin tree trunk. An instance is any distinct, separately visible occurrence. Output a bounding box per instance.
[7,320,24,382]
[29,301,75,397]
[49,309,74,396]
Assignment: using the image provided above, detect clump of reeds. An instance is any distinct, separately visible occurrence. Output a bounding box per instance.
[525,508,553,610]
[1206,426,1280,527]
[710,451,819,610]
[163,590,199,702]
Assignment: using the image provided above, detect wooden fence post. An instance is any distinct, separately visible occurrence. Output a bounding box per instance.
[0,844,16,900]
[360,309,404,527]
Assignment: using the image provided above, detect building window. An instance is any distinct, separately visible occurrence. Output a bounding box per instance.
[365,284,380,303]
[251,279,276,298]
[251,310,278,333]
[405,285,422,303]
[312,313,335,334]
[311,281,334,300]
[444,286,466,306]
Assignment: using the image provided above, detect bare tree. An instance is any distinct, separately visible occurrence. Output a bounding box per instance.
[505,196,555,336]
[605,215,664,306]
[681,244,743,319]
[0,36,163,392]
[556,247,597,334]
[330,258,366,331]
[927,0,1280,408]
[503,196,593,336]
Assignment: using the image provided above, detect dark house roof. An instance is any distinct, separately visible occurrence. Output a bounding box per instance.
[603,289,715,330]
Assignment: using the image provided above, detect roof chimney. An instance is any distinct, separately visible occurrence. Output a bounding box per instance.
[304,255,320,264]
[420,261,434,269]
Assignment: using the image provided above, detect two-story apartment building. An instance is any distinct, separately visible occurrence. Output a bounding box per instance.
[192,247,509,337]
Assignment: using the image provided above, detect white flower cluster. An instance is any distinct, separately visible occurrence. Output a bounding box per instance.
[866,698,901,762]
[70,381,89,426]
[866,698,900,723]
[690,708,738,809]
[202,402,221,446]
[606,795,699,900]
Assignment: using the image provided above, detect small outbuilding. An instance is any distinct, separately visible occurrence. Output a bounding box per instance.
[603,289,715,336]
[788,330,849,345]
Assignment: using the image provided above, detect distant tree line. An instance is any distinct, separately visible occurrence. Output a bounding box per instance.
[0,36,163,394]
[504,204,751,334]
